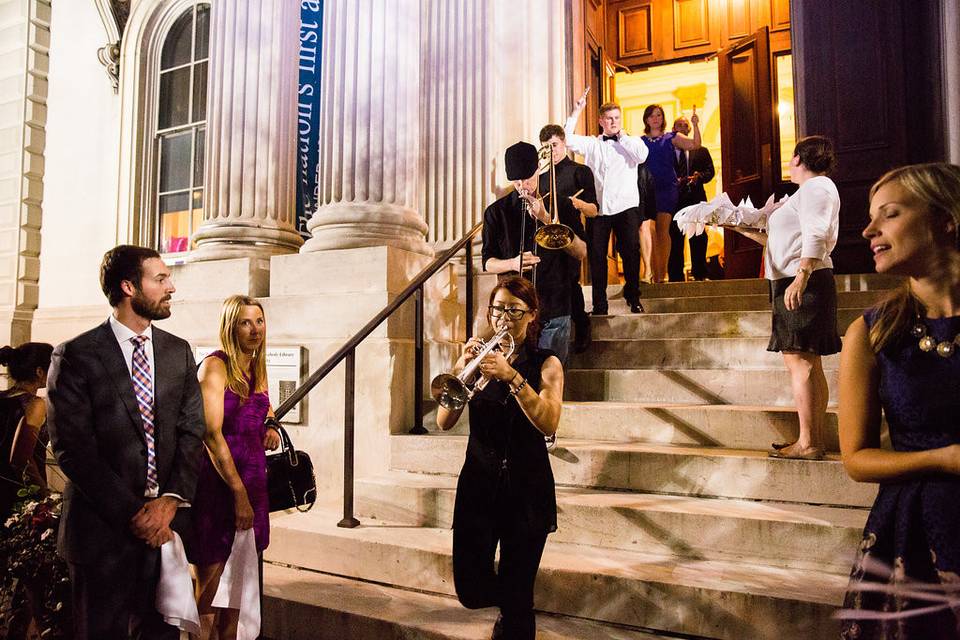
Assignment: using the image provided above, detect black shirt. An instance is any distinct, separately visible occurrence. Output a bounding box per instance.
[540,158,596,282]
[481,191,585,320]
[454,346,558,536]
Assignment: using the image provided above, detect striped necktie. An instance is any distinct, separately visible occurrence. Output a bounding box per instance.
[130,335,159,494]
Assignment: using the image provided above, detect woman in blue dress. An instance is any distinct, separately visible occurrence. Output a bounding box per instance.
[839,163,960,638]
[640,104,701,283]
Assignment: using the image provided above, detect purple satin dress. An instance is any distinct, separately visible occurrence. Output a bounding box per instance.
[188,351,270,565]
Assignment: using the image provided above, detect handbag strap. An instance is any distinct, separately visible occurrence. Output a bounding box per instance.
[274,424,298,467]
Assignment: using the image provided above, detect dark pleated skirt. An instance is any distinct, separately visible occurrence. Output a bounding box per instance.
[767,268,842,355]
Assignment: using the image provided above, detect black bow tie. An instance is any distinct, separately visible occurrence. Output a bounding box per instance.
[602,134,619,142]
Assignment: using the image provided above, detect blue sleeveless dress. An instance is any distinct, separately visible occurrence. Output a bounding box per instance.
[841,311,960,639]
[641,132,679,213]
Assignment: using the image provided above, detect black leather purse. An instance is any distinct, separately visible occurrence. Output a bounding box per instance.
[265,424,316,512]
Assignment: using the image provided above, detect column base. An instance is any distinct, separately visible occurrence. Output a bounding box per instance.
[192,221,304,262]
[301,203,433,257]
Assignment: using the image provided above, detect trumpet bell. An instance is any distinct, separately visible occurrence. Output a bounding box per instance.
[535,223,575,250]
[430,373,470,411]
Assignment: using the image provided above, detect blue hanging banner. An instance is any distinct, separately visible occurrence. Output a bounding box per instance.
[296,0,323,236]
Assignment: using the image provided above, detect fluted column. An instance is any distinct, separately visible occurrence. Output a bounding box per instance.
[192,0,304,261]
[301,0,431,256]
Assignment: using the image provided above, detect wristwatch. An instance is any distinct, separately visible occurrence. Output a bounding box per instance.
[796,266,811,278]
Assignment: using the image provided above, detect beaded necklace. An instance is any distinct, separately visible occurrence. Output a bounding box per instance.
[910,316,960,358]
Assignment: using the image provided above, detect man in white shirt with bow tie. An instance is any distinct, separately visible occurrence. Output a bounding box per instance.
[564,94,649,314]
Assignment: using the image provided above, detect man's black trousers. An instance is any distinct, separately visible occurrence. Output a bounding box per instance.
[586,207,640,312]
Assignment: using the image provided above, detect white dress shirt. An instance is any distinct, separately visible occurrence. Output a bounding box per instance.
[764,175,840,280]
[564,115,649,216]
[109,314,155,390]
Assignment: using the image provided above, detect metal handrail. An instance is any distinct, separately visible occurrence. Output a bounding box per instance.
[274,222,483,527]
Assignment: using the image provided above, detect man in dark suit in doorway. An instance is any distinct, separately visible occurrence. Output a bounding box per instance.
[670,116,716,281]
[47,245,205,639]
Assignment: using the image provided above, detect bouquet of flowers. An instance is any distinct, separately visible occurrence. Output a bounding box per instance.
[0,488,71,639]
[674,192,785,237]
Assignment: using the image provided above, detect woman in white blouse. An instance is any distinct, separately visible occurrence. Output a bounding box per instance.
[735,136,842,460]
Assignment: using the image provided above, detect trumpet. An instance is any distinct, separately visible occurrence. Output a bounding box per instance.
[534,145,576,250]
[430,326,516,411]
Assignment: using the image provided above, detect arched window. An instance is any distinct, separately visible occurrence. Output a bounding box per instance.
[155,3,209,254]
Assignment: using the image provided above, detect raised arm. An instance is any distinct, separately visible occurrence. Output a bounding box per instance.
[840,317,960,481]
[672,108,702,151]
[564,88,600,157]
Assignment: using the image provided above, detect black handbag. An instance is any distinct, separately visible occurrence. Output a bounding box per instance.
[266,424,316,512]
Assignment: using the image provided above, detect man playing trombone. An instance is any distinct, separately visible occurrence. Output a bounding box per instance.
[539,124,599,353]
[482,141,587,366]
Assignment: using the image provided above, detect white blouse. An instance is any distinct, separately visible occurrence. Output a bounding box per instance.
[764,175,840,280]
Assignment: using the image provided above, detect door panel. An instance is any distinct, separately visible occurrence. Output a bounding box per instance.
[718,27,775,279]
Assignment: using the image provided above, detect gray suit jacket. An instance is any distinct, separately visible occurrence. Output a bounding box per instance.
[47,320,205,564]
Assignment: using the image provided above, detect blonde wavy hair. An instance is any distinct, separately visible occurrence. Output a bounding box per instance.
[867,163,960,352]
[218,294,268,401]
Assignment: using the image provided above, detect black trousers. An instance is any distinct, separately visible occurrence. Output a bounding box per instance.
[69,545,178,640]
[668,223,708,281]
[453,509,549,640]
[587,208,640,311]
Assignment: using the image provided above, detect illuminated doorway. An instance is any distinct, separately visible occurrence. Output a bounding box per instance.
[611,49,796,280]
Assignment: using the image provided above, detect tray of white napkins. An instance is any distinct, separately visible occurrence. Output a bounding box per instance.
[674,193,786,237]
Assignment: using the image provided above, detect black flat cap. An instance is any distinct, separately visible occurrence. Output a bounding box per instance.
[504,141,539,180]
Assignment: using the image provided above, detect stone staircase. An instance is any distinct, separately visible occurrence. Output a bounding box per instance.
[263,275,898,640]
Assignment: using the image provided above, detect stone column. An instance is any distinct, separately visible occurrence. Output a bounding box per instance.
[0,0,50,347]
[301,0,431,256]
[192,0,304,261]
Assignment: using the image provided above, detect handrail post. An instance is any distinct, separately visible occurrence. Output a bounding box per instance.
[338,348,360,528]
[409,285,427,434]
[465,239,474,341]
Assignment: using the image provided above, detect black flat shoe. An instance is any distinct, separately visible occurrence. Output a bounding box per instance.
[630,301,645,313]
[591,307,608,316]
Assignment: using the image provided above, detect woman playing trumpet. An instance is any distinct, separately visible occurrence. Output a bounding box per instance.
[437,275,563,640]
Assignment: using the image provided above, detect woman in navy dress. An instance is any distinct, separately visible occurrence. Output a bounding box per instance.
[437,276,563,640]
[640,104,701,283]
[190,295,281,640]
[839,163,960,638]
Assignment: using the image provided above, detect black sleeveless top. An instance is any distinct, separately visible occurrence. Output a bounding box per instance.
[452,346,558,536]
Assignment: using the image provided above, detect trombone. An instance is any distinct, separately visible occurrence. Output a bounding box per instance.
[534,145,576,250]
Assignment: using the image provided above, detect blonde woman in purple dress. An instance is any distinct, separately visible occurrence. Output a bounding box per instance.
[189,295,281,640]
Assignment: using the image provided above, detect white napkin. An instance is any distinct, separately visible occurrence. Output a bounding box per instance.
[156,532,201,635]
[211,528,261,640]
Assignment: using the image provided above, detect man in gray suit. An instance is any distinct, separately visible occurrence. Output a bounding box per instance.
[48,245,205,639]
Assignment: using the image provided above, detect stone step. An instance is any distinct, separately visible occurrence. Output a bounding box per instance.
[584,290,882,314]
[390,435,878,507]
[262,563,673,640]
[266,509,847,639]
[590,308,862,340]
[424,400,856,452]
[569,337,842,370]
[564,368,839,406]
[557,402,841,451]
[634,273,902,299]
[355,472,867,572]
